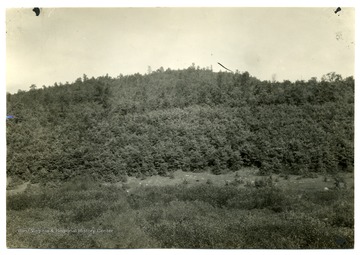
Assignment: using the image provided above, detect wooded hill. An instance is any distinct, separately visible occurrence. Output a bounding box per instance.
[6,66,354,183]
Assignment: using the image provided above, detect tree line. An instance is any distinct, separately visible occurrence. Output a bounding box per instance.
[6,66,354,183]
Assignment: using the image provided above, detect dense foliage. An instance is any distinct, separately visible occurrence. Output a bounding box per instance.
[7,177,354,248]
[6,67,354,182]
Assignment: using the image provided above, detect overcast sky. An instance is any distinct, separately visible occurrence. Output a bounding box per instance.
[6,7,355,93]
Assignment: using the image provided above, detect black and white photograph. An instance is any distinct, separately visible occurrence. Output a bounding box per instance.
[3,2,356,251]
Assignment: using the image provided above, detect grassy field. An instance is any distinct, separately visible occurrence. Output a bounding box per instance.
[6,169,354,248]
[110,168,353,193]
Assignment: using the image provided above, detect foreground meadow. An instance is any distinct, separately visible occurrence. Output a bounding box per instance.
[7,171,354,249]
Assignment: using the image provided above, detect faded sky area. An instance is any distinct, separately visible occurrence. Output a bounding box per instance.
[6,7,355,93]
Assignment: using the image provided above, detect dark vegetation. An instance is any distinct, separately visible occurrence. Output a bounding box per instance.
[6,66,354,248]
[7,177,354,248]
[6,67,354,183]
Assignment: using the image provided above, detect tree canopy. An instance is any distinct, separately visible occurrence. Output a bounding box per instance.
[6,67,354,183]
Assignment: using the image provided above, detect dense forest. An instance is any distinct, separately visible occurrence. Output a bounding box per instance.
[6,65,354,183]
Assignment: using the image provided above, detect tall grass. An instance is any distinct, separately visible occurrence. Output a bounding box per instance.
[7,177,354,248]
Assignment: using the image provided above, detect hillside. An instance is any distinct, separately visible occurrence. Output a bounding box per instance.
[6,66,354,184]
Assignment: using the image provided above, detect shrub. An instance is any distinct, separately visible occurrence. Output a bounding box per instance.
[244,180,254,187]
[119,174,128,183]
[176,184,239,208]
[302,172,318,179]
[7,193,34,211]
[254,176,273,188]
[122,183,130,191]
[330,201,354,228]
[229,178,244,186]
[69,200,109,222]
[61,175,97,192]
[333,176,347,189]
[226,186,292,212]
[241,213,353,248]
[303,190,344,206]
[168,172,175,179]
